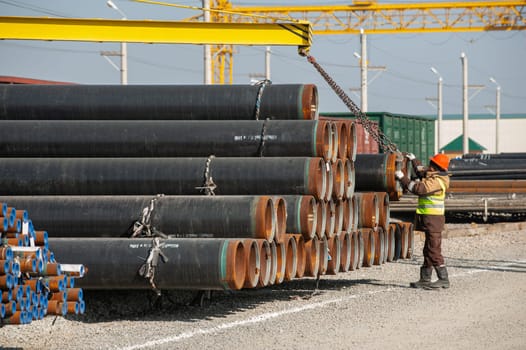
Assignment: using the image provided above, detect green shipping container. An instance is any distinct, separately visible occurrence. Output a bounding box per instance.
[321,111,435,161]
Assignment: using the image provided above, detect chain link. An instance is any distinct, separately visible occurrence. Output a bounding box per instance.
[302,52,398,153]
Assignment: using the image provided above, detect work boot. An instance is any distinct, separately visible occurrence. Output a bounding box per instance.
[409,266,433,288]
[425,265,450,289]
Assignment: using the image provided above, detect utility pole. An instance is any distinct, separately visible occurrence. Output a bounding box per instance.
[203,0,212,84]
[359,28,368,112]
[489,77,501,154]
[265,46,271,80]
[430,67,443,153]
[106,1,127,85]
[461,52,468,155]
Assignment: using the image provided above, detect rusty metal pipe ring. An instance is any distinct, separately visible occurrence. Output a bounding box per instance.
[301,84,319,120]
[337,121,349,160]
[272,196,287,244]
[343,159,355,200]
[373,228,385,266]
[329,122,339,163]
[318,235,329,275]
[334,199,344,235]
[355,192,379,230]
[290,234,306,278]
[386,152,403,201]
[324,161,333,201]
[347,121,357,162]
[376,192,390,232]
[361,228,376,268]
[351,195,359,233]
[326,234,341,275]
[225,240,247,290]
[324,199,336,238]
[274,241,287,285]
[255,239,272,288]
[303,235,320,277]
[348,231,359,271]
[255,196,276,242]
[241,239,260,289]
[331,159,345,200]
[338,231,351,272]
[342,199,352,234]
[315,200,327,240]
[316,120,333,161]
[308,158,327,201]
[282,195,317,241]
[284,235,298,282]
[386,224,396,262]
[356,230,364,269]
[267,241,278,286]
[393,223,408,261]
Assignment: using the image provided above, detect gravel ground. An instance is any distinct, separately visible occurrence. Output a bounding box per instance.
[1,223,525,350]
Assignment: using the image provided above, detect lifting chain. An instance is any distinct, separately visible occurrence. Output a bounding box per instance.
[300,50,399,154]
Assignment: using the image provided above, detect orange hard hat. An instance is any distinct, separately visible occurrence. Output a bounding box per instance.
[429,153,450,171]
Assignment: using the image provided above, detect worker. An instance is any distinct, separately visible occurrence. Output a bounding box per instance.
[395,153,451,289]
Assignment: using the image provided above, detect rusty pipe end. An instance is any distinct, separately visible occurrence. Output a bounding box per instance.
[284,236,297,281]
[315,200,327,239]
[255,239,272,288]
[329,122,339,163]
[326,234,341,275]
[324,199,336,238]
[255,196,275,243]
[316,120,333,161]
[339,231,351,272]
[324,162,333,201]
[225,240,246,291]
[344,159,356,199]
[302,84,319,120]
[347,121,357,162]
[303,236,320,277]
[318,235,329,275]
[300,195,317,241]
[242,239,260,289]
[267,241,278,286]
[307,158,327,201]
[274,241,286,285]
[331,159,345,200]
[337,121,348,160]
[290,234,306,278]
[272,197,287,244]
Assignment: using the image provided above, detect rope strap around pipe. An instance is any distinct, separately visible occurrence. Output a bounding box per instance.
[195,155,217,196]
[253,79,272,121]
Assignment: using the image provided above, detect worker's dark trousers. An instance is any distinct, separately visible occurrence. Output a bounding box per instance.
[423,231,445,267]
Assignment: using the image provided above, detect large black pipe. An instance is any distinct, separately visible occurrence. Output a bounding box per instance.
[0,84,318,120]
[354,153,401,200]
[0,120,331,159]
[0,196,275,240]
[450,158,526,170]
[0,157,325,198]
[49,237,246,290]
[280,195,317,240]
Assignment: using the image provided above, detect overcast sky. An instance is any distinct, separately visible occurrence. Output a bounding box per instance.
[1,0,525,116]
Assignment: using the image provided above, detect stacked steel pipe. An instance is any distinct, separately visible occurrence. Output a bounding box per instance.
[0,202,86,325]
[0,85,414,296]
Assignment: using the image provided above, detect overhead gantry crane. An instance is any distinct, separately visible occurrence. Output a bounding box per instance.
[184,0,526,83]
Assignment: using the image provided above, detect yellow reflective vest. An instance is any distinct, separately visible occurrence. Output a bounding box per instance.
[417,177,446,215]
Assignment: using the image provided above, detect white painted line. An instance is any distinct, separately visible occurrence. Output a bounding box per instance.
[118,288,393,350]
[118,259,525,350]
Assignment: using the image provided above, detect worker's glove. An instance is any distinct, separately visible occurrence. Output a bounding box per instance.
[405,153,416,161]
[395,170,405,180]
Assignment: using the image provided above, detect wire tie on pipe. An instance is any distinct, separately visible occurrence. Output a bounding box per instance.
[252,79,272,120]
[138,237,168,296]
[131,194,166,238]
[195,155,217,196]
[256,118,270,157]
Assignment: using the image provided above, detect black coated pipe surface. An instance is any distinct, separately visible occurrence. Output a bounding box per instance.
[0,120,323,158]
[0,157,324,198]
[461,153,526,160]
[49,237,245,290]
[0,196,272,239]
[354,154,389,192]
[0,84,318,120]
[450,158,526,170]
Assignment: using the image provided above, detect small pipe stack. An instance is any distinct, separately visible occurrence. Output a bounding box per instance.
[0,85,413,297]
[0,202,86,325]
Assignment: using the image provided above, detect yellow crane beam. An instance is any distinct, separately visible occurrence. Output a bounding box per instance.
[225,1,526,34]
[0,16,312,48]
